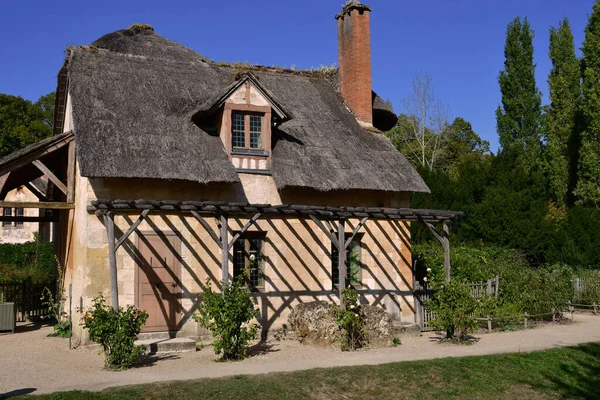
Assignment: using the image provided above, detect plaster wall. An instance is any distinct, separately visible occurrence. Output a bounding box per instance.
[65,171,415,343]
[0,186,41,243]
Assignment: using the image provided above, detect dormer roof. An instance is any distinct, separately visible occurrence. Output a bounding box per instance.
[192,72,291,122]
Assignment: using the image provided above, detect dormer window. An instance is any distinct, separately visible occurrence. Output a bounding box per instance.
[192,72,290,173]
[232,112,264,150]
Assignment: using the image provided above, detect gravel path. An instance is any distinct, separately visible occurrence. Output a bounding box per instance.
[1,313,600,396]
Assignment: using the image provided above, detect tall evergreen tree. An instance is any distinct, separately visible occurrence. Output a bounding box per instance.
[575,1,600,207]
[496,17,543,170]
[546,18,581,206]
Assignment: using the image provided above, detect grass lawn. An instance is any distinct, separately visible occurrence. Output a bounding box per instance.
[22,342,600,400]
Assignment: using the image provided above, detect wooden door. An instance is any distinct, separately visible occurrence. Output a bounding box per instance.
[136,233,182,332]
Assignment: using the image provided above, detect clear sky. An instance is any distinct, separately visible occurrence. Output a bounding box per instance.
[0,0,596,152]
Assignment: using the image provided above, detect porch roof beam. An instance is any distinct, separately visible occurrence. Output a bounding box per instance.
[228,213,262,250]
[0,201,74,209]
[115,209,150,250]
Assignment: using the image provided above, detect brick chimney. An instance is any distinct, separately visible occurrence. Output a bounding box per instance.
[336,1,373,127]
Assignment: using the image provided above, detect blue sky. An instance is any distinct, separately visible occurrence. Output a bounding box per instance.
[0,0,595,152]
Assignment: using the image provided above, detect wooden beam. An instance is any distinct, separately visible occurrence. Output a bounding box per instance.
[0,201,73,209]
[345,217,369,249]
[228,213,261,250]
[0,132,74,177]
[443,221,451,283]
[338,219,346,309]
[0,172,10,198]
[115,209,150,250]
[191,211,221,245]
[32,160,67,196]
[309,215,339,250]
[66,141,76,203]
[0,215,58,223]
[103,212,119,308]
[220,214,229,286]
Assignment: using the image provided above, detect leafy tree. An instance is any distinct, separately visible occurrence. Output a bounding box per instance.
[546,18,581,207]
[496,17,543,170]
[0,92,54,157]
[575,1,600,207]
[439,117,490,173]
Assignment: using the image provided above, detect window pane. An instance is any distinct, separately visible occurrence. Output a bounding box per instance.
[250,133,262,149]
[232,113,245,148]
[233,238,246,279]
[15,208,23,226]
[249,115,261,132]
[249,238,263,288]
[2,208,11,227]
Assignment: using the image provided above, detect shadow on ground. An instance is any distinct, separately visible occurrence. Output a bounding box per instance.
[0,387,36,399]
[541,342,600,399]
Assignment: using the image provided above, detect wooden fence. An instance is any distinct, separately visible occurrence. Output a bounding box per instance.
[0,279,53,322]
[414,276,499,331]
[573,275,600,304]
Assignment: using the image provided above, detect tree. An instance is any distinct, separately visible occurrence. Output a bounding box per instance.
[496,17,543,170]
[439,117,490,173]
[575,1,600,207]
[392,72,448,170]
[0,92,54,157]
[546,18,581,207]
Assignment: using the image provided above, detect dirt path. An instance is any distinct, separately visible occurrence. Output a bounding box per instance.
[1,313,600,396]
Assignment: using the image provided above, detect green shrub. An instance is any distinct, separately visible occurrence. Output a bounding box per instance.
[425,281,480,340]
[193,274,259,360]
[334,287,367,351]
[79,296,148,369]
[0,236,55,282]
[41,286,70,337]
[414,243,575,320]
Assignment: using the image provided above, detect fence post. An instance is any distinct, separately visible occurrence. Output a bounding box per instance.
[524,312,528,329]
[593,303,598,315]
[487,316,492,333]
[487,279,492,296]
[495,276,499,296]
[552,308,556,323]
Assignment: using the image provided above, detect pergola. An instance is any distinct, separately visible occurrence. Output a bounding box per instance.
[88,200,463,309]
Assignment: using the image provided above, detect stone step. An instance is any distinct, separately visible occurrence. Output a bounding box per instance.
[135,337,197,354]
[392,321,422,337]
[137,331,177,341]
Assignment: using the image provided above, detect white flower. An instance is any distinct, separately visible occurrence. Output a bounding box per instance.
[426,268,432,273]
[423,277,428,282]
[249,254,256,261]
[254,304,260,311]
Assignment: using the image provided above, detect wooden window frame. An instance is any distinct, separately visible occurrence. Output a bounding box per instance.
[231,111,265,151]
[233,231,266,292]
[331,233,364,289]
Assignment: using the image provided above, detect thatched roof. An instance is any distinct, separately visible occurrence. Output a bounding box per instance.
[62,26,429,193]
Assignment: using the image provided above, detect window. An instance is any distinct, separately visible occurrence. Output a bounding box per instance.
[231,112,264,150]
[15,208,23,226]
[233,232,265,290]
[2,208,12,227]
[332,234,362,288]
[232,113,245,148]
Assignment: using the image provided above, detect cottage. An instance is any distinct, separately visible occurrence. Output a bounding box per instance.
[0,1,459,342]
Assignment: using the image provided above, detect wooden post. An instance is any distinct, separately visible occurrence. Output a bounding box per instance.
[524,312,528,328]
[487,316,492,333]
[487,278,492,296]
[338,219,346,309]
[103,212,119,308]
[495,276,499,296]
[220,214,229,286]
[442,221,450,283]
[593,303,598,315]
[552,308,556,322]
